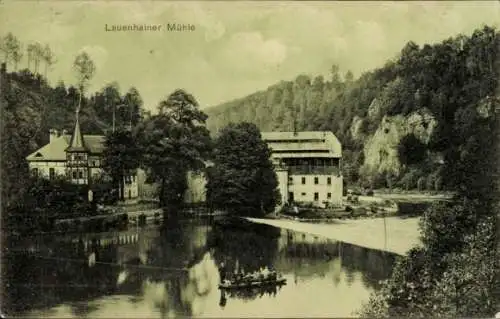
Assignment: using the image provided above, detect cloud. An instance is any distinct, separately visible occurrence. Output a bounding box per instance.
[204,21,226,42]
[219,32,287,74]
[354,20,387,53]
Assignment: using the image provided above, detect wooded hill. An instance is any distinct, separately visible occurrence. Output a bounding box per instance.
[204,25,499,191]
[1,56,146,210]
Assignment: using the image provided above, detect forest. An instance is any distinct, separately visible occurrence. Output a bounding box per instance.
[205,25,499,192]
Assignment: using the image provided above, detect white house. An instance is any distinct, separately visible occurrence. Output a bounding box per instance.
[26,113,139,201]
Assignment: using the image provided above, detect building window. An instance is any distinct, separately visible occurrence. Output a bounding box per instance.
[49,168,55,180]
[327,177,332,185]
[78,171,83,179]
[91,160,96,167]
[327,192,332,199]
[314,177,319,185]
[314,192,319,201]
[301,177,306,185]
[72,171,77,179]
[288,176,293,184]
[301,192,306,196]
[32,168,38,176]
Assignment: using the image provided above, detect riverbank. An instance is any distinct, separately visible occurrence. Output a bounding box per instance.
[245,216,421,256]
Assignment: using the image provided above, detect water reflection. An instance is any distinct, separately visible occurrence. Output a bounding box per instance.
[277,229,395,290]
[3,218,397,318]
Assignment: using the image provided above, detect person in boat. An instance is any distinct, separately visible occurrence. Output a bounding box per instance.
[219,262,227,282]
[262,266,270,276]
[219,290,227,308]
[235,269,246,283]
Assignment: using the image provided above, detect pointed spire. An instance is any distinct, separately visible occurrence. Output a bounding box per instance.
[66,109,87,152]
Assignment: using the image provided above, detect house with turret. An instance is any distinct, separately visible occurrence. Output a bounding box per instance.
[26,111,139,200]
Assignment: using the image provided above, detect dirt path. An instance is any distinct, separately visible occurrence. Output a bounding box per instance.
[245,216,421,256]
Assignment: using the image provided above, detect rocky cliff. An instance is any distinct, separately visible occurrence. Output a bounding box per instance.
[361,107,438,177]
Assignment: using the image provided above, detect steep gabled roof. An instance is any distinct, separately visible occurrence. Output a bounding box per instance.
[26,134,106,162]
[26,134,71,161]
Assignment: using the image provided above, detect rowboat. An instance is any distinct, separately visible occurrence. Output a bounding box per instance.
[219,277,286,289]
[218,271,287,289]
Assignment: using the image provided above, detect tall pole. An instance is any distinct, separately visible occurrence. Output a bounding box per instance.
[113,104,127,132]
[129,101,132,131]
[383,212,387,252]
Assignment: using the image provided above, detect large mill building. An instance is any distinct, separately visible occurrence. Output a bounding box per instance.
[261,131,343,208]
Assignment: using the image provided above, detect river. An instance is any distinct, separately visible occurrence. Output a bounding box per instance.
[2,218,399,318]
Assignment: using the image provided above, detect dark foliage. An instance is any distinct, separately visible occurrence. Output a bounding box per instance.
[5,175,92,233]
[398,133,427,166]
[206,122,281,217]
[359,26,499,318]
[101,129,141,200]
[137,89,212,211]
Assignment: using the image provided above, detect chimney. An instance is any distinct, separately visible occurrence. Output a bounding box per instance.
[49,129,59,143]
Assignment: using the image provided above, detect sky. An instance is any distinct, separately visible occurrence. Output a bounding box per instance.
[1,1,499,112]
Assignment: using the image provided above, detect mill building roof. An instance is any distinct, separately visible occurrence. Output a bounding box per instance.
[261,131,342,158]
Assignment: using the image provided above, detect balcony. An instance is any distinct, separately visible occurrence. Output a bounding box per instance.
[288,165,340,175]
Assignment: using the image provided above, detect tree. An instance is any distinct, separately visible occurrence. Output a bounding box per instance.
[12,44,23,71]
[157,89,207,124]
[0,63,44,214]
[0,33,22,70]
[123,87,144,127]
[345,70,354,84]
[32,42,43,74]
[41,44,55,78]
[139,89,212,211]
[101,129,142,201]
[206,122,281,217]
[330,64,341,84]
[101,82,123,130]
[26,43,35,70]
[73,51,96,112]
